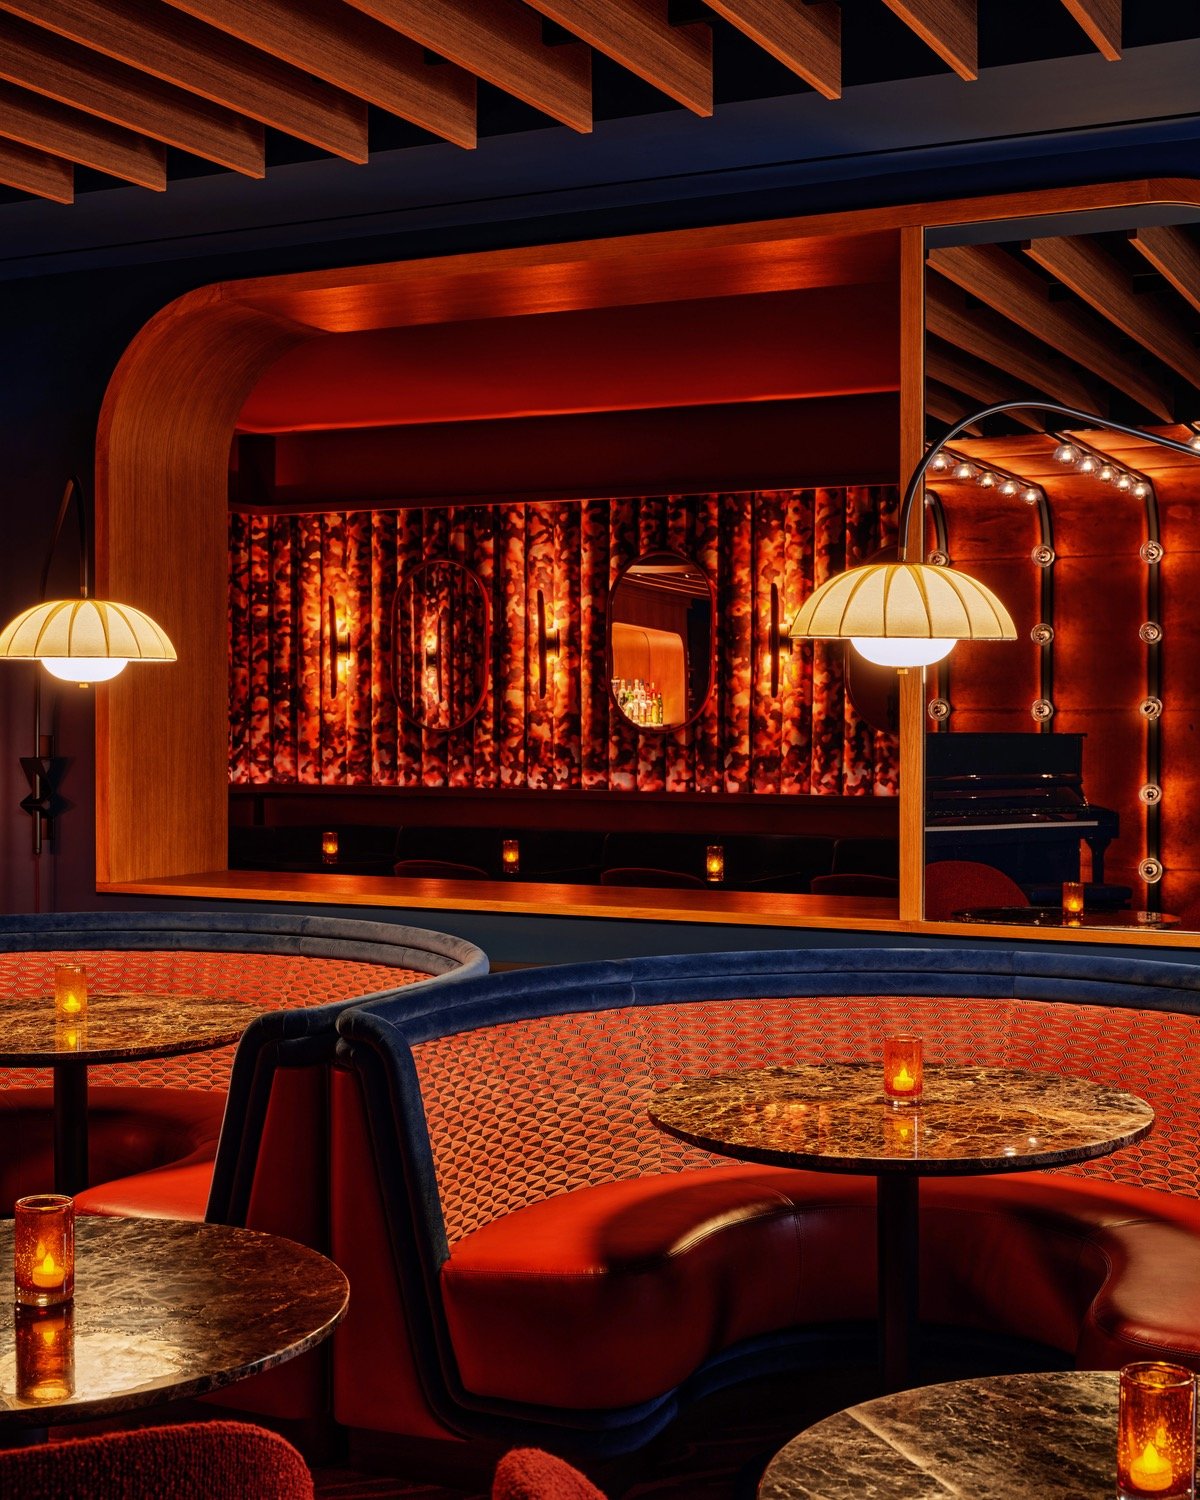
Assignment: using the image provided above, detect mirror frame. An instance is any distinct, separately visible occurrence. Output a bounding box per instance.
[391,557,490,734]
[607,549,716,734]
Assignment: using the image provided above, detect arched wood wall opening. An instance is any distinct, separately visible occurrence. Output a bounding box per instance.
[93,178,1199,927]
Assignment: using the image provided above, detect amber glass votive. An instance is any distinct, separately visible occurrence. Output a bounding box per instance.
[1062,881,1085,916]
[53,964,87,1021]
[321,831,338,865]
[14,1195,74,1307]
[1117,1362,1195,1498]
[705,845,725,884]
[883,1035,923,1106]
[502,839,520,876]
[14,1303,75,1403]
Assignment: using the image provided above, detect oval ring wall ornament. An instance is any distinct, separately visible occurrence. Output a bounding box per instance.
[391,559,489,733]
[608,551,714,732]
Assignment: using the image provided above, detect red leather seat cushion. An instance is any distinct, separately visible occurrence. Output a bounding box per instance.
[441,1166,1200,1410]
[0,1086,224,1216]
[74,1160,215,1220]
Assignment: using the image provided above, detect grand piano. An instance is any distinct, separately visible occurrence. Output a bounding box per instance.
[925,733,1120,891]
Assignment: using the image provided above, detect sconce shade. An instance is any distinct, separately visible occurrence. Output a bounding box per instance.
[789,562,1016,666]
[0,598,176,681]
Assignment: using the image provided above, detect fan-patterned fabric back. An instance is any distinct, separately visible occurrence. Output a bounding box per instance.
[0,950,428,1092]
[413,993,1200,1246]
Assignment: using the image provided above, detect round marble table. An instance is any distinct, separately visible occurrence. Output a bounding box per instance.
[0,1217,349,1427]
[0,993,262,1195]
[649,1065,1153,1392]
[759,1370,1124,1498]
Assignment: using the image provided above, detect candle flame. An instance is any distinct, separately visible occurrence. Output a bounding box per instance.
[1130,1440,1173,1492]
[892,1063,914,1091]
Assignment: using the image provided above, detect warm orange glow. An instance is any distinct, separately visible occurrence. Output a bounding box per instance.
[1062,881,1085,915]
[322,831,339,865]
[706,845,725,883]
[1117,1362,1194,1499]
[1129,1442,1173,1493]
[53,964,87,1021]
[14,1196,74,1307]
[502,839,520,876]
[31,1250,62,1289]
[883,1036,923,1105]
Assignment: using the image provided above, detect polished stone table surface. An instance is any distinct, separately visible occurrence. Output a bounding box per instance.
[758,1371,1123,1498]
[651,1065,1153,1391]
[0,992,260,1065]
[0,1217,349,1426]
[648,1064,1155,1176]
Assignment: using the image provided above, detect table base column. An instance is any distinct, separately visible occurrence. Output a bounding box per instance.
[876,1173,919,1393]
[53,1063,88,1197]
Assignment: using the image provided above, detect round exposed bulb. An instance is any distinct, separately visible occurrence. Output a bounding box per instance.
[42,657,128,684]
[1078,455,1098,475]
[1189,433,1200,452]
[1133,481,1150,500]
[953,461,977,481]
[1099,465,1117,483]
[1022,488,1041,505]
[1054,443,1078,464]
[929,451,951,473]
[851,637,956,668]
[1116,473,1133,491]
[999,479,1019,497]
[979,471,997,489]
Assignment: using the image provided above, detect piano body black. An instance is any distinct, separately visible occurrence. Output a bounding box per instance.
[925,733,1120,889]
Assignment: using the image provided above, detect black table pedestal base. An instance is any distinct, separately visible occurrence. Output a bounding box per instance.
[52,1062,88,1197]
[876,1173,919,1393]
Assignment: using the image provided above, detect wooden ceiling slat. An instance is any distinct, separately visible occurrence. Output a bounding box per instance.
[520,1,710,115]
[0,80,165,188]
[1130,225,1200,319]
[1058,0,1121,60]
[158,0,477,149]
[925,380,983,434]
[0,0,367,162]
[927,242,1172,420]
[343,0,591,133]
[926,275,1108,415]
[0,135,71,200]
[1024,233,1200,392]
[878,0,976,80]
[924,340,1045,429]
[0,13,264,173]
[704,0,839,99]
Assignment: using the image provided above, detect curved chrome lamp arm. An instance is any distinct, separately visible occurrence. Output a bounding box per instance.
[898,401,1200,557]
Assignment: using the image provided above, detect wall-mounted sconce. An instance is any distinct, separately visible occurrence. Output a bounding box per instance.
[536,589,560,699]
[502,838,520,876]
[766,584,795,696]
[705,844,725,884]
[327,598,351,699]
[424,618,445,704]
[322,830,339,866]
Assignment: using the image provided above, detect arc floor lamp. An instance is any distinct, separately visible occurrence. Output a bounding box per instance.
[0,477,176,906]
[789,401,1200,666]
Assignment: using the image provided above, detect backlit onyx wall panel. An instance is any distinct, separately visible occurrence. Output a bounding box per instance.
[229,487,899,798]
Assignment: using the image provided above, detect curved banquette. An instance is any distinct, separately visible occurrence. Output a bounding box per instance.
[0,911,487,1215]
[329,947,1200,1457]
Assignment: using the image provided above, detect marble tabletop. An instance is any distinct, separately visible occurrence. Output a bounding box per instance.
[649,1064,1154,1176]
[0,1217,349,1425]
[0,993,261,1065]
[758,1370,1124,1498]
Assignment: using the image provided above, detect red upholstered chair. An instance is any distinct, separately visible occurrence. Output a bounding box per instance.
[923,860,1029,921]
[493,1449,607,1500]
[0,1421,313,1499]
[600,867,706,889]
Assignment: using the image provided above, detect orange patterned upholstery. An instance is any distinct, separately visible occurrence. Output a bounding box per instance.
[414,993,1200,1247]
[0,950,427,1094]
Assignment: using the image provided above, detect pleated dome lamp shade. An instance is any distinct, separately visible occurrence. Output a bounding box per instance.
[0,598,177,684]
[789,562,1017,667]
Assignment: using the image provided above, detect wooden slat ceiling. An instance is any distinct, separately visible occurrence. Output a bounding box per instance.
[0,0,1130,204]
[926,225,1200,439]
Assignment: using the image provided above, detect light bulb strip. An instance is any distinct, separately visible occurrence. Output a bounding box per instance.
[931,446,1045,506]
[923,489,952,722]
[1143,475,1163,910]
[1050,432,1154,500]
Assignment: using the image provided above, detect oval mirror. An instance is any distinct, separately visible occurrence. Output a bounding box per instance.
[608,550,714,732]
[391,559,489,732]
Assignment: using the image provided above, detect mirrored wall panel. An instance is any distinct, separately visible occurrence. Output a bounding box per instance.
[608,550,715,732]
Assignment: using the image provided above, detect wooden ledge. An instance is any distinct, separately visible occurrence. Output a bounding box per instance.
[97,870,1200,948]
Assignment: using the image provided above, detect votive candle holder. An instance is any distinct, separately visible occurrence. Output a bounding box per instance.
[1062,881,1085,916]
[53,964,87,1021]
[883,1035,923,1106]
[1117,1361,1195,1498]
[321,831,339,865]
[14,1303,75,1403]
[502,839,520,876]
[14,1194,74,1307]
[705,845,725,884]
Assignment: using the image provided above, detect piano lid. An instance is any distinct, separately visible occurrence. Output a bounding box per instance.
[926,732,1085,783]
